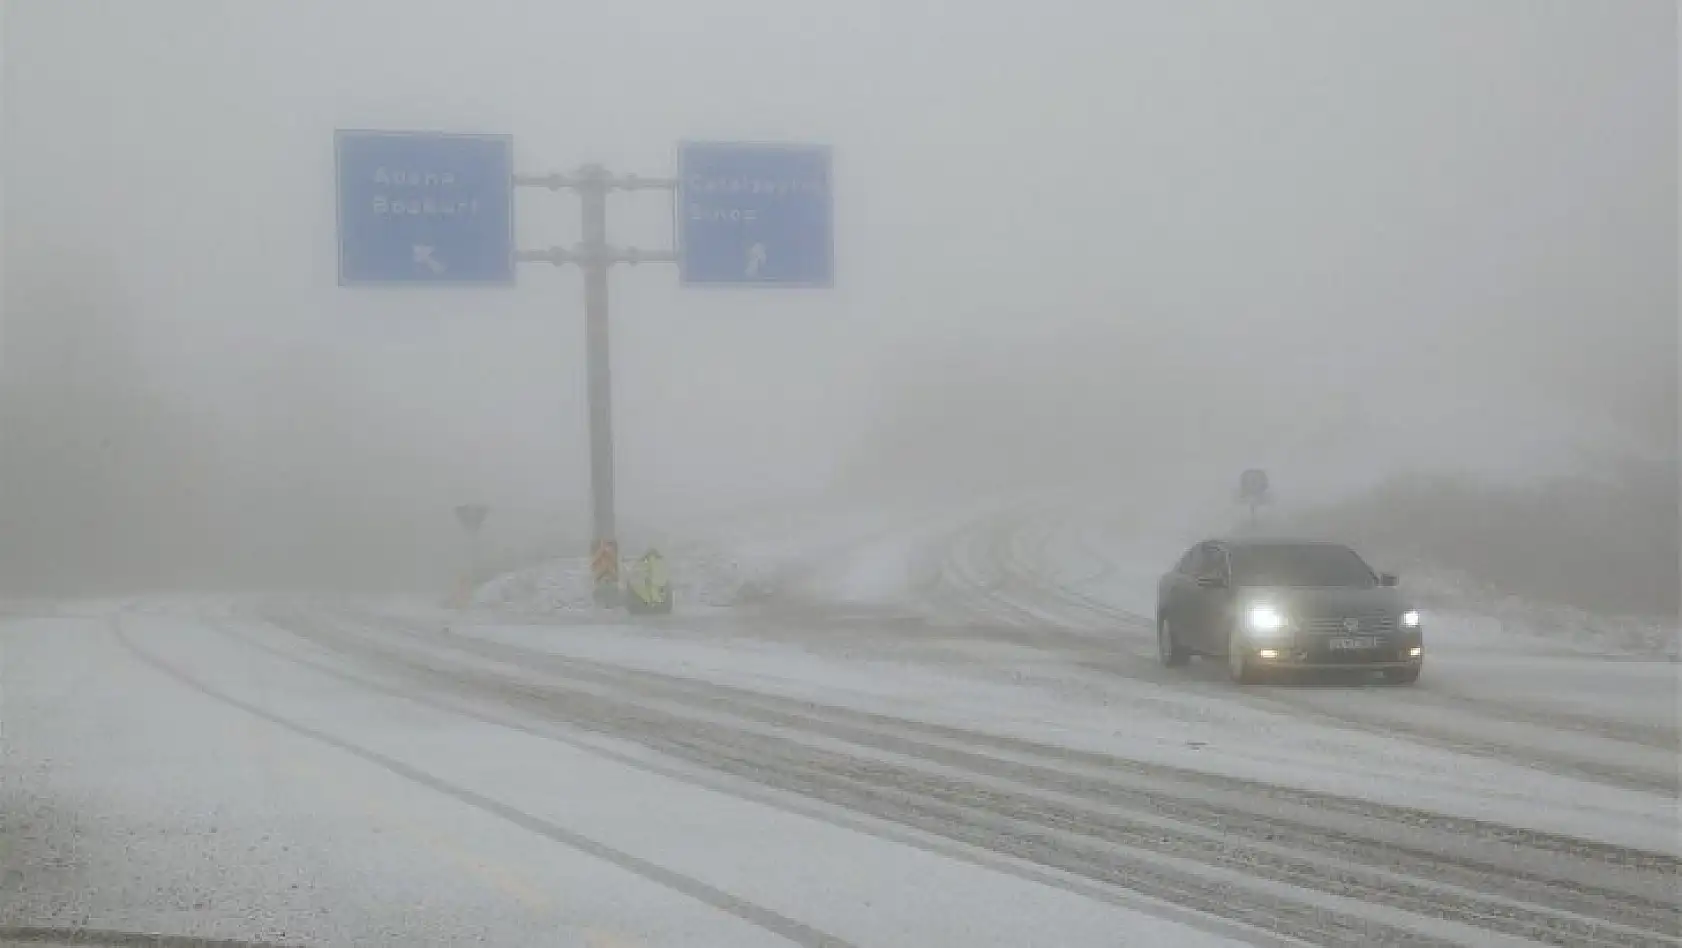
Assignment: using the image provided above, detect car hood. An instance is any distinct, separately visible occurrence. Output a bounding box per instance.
[1236,585,1409,617]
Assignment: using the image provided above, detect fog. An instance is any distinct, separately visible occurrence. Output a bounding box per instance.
[1,1,1675,597]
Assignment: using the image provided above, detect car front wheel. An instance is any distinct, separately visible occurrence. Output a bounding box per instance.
[1228,626,1262,685]
[1384,664,1421,685]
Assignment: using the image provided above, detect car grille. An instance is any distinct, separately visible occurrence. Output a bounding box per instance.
[1299,613,1397,634]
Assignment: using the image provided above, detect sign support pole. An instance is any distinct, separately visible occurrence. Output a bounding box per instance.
[515,168,676,608]
[579,166,620,607]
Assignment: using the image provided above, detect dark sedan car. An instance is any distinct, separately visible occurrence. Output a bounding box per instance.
[1155,537,1423,684]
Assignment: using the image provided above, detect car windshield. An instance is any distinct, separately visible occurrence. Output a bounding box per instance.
[1228,544,1377,588]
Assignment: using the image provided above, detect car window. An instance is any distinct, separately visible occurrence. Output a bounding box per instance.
[1228,544,1377,587]
[1177,541,1217,578]
[1201,544,1229,579]
[1174,546,1201,574]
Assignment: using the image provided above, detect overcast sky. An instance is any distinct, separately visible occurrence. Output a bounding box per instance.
[3,1,1676,534]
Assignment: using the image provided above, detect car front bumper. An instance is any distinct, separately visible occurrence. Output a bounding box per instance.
[1238,639,1423,669]
[1249,657,1422,670]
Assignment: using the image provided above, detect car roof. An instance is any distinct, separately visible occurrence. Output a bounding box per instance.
[1204,537,1356,550]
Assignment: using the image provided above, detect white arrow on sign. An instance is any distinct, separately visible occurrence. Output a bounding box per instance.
[413,244,445,274]
[745,242,767,278]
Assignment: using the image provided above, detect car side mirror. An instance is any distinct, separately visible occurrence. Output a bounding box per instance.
[1196,574,1228,589]
[1378,573,1399,587]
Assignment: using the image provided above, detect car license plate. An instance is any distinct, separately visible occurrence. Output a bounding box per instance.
[1329,636,1380,650]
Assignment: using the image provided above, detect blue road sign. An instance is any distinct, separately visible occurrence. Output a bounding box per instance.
[336,130,514,285]
[678,142,833,287]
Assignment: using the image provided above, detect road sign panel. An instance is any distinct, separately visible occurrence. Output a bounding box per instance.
[336,130,515,285]
[677,142,833,287]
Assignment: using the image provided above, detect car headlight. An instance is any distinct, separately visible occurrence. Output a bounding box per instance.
[1246,604,1288,635]
[1400,610,1421,629]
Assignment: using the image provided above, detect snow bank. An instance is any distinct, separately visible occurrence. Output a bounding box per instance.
[470,491,1677,663]
[470,548,753,615]
[467,498,1005,618]
[471,557,596,613]
[1389,563,1680,661]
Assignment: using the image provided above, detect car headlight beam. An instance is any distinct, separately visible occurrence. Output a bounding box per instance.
[1400,610,1421,629]
[1246,604,1287,635]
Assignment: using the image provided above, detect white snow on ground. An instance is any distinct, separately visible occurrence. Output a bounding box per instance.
[453,490,1678,851]
[773,528,926,606]
[2,605,1253,947]
[325,489,1679,946]
[722,493,1679,662]
[1,611,785,947]
[471,498,1007,617]
[471,556,597,613]
[8,486,1678,948]
[437,615,1678,856]
[470,550,756,615]
[1083,500,1679,662]
[1393,568,1680,661]
[272,599,1682,945]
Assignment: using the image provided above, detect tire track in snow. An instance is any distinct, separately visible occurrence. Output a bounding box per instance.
[265,608,1460,947]
[281,605,1681,948]
[930,507,1680,794]
[200,607,1291,948]
[110,614,858,948]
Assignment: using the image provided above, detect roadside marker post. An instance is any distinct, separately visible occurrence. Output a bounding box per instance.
[590,538,620,594]
[450,504,491,608]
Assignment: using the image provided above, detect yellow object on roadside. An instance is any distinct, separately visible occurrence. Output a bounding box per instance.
[628,548,672,614]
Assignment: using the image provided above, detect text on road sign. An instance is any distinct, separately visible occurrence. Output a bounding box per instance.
[685,175,826,196]
[688,207,758,223]
[373,196,483,216]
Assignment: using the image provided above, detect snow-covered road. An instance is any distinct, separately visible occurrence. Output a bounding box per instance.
[3,604,1261,947]
[2,501,1677,947]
